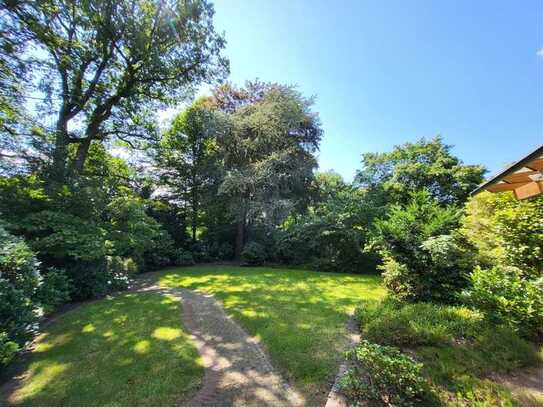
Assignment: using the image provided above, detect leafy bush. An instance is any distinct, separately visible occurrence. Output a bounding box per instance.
[462,265,543,338]
[0,279,37,360]
[376,190,471,303]
[462,192,543,278]
[208,242,233,260]
[0,332,19,366]
[0,226,41,296]
[34,267,72,314]
[340,340,433,406]
[174,249,195,266]
[241,241,267,265]
[66,259,129,300]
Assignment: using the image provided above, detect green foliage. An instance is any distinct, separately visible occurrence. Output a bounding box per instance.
[355,298,542,406]
[356,299,485,347]
[340,340,433,406]
[462,192,543,278]
[0,331,19,366]
[66,259,129,301]
[0,279,37,360]
[376,190,471,302]
[356,136,485,206]
[276,171,379,273]
[174,249,195,267]
[0,225,41,296]
[241,241,267,265]
[462,265,543,338]
[34,268,72,314]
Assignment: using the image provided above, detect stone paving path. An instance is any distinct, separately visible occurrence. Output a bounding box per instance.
[146,286,305,407]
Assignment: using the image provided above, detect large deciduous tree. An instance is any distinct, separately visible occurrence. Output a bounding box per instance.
[218,83,322,257]
[0,0,228,186]
[356,136,486,206]
[158,97,224,243]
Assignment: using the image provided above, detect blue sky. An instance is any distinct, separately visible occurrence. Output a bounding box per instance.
[209,0,543,181]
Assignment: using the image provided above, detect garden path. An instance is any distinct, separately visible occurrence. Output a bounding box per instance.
[143,285,305,407]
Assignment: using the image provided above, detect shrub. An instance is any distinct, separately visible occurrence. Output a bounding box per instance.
[241,241,267,265]
[174,249,195,266]
[107,256,140,275]
[462,192,543,278]
[340,340,433,406]
[34,268,72,314]
[66,258,129,300]
[376,190,472,303]
[0,226,41,296]
[0,279,37,358]
[462,265,543,338]
[0,332,19,366]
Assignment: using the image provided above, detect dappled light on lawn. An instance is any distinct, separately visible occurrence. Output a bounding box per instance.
[7,293,203,407]
[157,265,385,405]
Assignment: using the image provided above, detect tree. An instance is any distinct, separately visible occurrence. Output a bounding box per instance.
[0,0,228,187]
[356,136,485,206]
[217,83,322,257]
[158,97,224,243]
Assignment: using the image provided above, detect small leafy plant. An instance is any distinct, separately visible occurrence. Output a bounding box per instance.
[462,265,543,339]
[340,340,433,406]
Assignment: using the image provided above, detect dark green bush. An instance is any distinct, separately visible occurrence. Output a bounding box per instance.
[0,332,19,366]
[66,259,129,300]
[174,249,195,266]
[376,190,472,303]
[0,279,37,362]
[35,267,72,314]
[241,241,267,265]
[462,265,543,339]
[340,340,433,406]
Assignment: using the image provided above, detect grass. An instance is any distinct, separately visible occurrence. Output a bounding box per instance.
[155,265,385,405]
[4,292,203,407]
[356,299,543,406]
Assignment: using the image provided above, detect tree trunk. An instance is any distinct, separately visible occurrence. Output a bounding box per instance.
[47,116,70,191]
[72,137,92,175]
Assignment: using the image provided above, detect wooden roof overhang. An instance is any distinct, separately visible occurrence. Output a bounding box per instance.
[472,145,543,200]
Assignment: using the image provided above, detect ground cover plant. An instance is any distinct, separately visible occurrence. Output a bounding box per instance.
[2,292,203,407]
[352,299,543,406]
[156,265,386,405]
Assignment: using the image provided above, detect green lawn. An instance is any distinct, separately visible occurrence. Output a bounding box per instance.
[5,292,203,407]
[156,265,385,405]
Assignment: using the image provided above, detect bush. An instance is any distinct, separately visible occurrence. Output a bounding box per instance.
[462,192,543,278]
[66,259,129,300]
[0,279,37,358]
[241,241,267,265]
[0,226,41,296]
[34,268,72,314]
[462,265,543,338]
[340,340,433,406]
[376,191,472,303]
[0,332,19,366]
[107,256,140,275]
[174,249,195,266]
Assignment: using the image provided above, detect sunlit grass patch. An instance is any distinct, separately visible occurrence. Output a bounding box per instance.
[6,292,202,407]
[157,265,385,405]
[356,299,543,406]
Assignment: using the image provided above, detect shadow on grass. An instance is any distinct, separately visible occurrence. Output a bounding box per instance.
[3,292,202,407]
[152,265,385,404]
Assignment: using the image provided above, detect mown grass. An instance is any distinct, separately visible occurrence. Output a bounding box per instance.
[4,292,203,407]
[356,299,543,406]
[156,265,385,405]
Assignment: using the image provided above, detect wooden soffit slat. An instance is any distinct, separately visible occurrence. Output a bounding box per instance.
[514,181,543,200]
